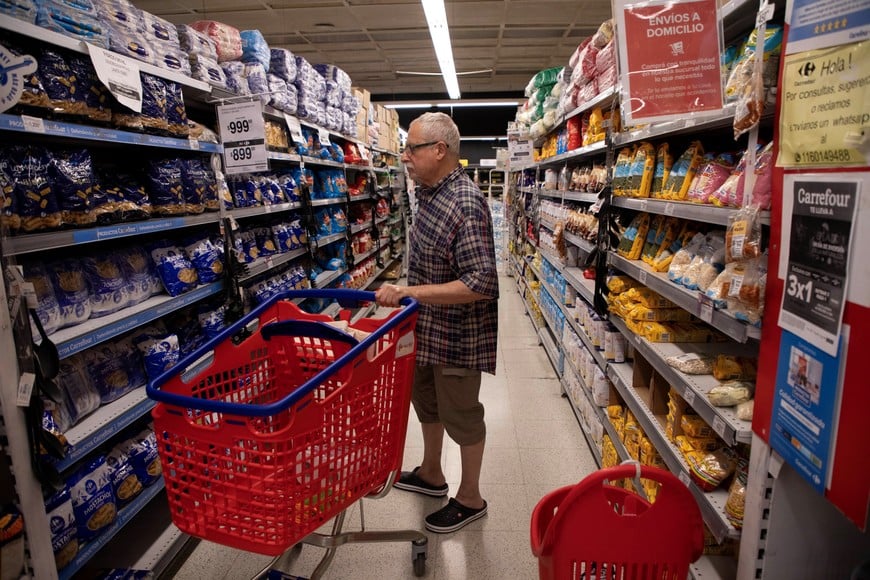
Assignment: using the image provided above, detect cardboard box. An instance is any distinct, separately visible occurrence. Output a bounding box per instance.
[352,87,371,111]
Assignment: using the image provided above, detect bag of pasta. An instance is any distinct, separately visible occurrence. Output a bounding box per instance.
[726,205,762,262]
[727,252,768,326]
[725,455,749,528]
[708,381,754,407]
[663,141,704,200]
[616,212,650,260]
[650,142,673,198]
[687,447,738,492]
[713,355,757,381]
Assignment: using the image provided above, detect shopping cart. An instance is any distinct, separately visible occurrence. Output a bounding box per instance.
[530,463,704,580]
[146,289,428,578]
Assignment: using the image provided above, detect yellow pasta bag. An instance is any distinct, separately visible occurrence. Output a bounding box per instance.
[612,147,635,196]
[640,215,666,263]
[675,435,696,456]
[663,141,705,200]
[681,415,714,438]
[651,222,695,272]
[607,405,625,419]
[628,142,656,197]
[628,305,695,322]
[623,287,676,309]
[685,434,722,452]
[607,275,641,295]
[616,212,650,260]
[713,355,758,381]
[645,217,680,266]
[650,143,674,198]
[586,107,606,145]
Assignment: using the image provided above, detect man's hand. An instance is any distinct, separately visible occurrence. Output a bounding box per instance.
[375,284,408,307]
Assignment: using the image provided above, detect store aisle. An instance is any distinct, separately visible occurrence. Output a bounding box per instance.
[172,274,598,579]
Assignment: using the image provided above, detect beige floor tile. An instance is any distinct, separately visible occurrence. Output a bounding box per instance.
[514,417,587,450]
[433,531,539,580]
[444,445,524,487]
[501,348,557,380]
[518,447,598,488]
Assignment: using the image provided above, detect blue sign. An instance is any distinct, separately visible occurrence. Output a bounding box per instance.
[770,330,845,494]
[787,0,870,54]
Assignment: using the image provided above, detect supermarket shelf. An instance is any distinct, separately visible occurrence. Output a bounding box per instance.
[538,246,567,272]
[350,221,373,234]
[613,104,739,147]
[345,163,374,172]
[301,155,345,168]
[309,196,349,207]
[228,201,303,220]
[321,302,342,319]
[607,361,740,543]
[561,86,619,127]
[314,268,346,288]
[52,282,224,359]
[260,106,367,148]
[353,246,379,263]
[610,316,754,446]
[536,141,608,168]
[55,388,153,473]
[539,216,559,232]
[691,554,739,580]
[563,231,595,257]
[370,145,399,156]
[240,247,307,282]
[610,197,771,227]
[0,114,222,153]
[0,15,211,95]
[608,254,760,343]
[539,327,563,379]
[267,151,302,163]
[537,189,601,204]
[562,299,608,374]
[348,193,373,202]
[371,166,391,174]
[563,267,595,308]
[315,231,348,247]
[5,213,221,256]
[58,479,167,580]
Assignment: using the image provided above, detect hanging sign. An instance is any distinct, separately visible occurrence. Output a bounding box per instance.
[614,0,724,125]
[770,329,847,494]
[786,0,870,54]
[778,40,869,168]
[87,43,142,113]
[217,100,268,175]
[0,46,37,114]
[778,174,861,357]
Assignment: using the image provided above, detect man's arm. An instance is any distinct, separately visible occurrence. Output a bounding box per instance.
[375,280,489,307]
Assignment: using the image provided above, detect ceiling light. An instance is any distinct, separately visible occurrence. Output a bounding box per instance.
[421,0,460,99]
[383,103,435,109]
[437,102,521,108]
[460,136,508,141]
[383,99,520,109]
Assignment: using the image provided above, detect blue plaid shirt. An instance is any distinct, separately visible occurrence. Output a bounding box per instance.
[409,166,499,374]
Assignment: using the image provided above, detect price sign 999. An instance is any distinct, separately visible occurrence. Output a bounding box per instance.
[217,100,269,175]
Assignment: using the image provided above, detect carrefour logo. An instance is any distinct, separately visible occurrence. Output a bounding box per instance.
[0,46,37,113]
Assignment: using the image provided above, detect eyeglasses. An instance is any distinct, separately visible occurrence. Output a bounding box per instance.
[402,141,445,155]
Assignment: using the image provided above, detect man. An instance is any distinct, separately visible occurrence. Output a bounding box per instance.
[375,112,499,533]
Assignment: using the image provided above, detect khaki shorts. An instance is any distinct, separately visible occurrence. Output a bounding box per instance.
[412,364,485,446]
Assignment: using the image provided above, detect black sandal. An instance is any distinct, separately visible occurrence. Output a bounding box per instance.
[425,498,488,533]
[393,466,449,497]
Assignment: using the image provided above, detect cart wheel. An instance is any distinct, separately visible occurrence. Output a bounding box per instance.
[413,553,426,577]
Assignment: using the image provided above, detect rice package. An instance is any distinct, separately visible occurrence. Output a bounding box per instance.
[150,245,198,296]
[48,259,91,328]
[176,24,217,60]
[68,456,116,542]
[45,488,78,570]
[726,206,762,262]
[727,253,767,325]
[190,20,242,62]
[681,232,726,291]
[270,48,297,82]
[189,53,228,89]
[49,148,96,227]
[663,141,704,200]
[240,29,270,71]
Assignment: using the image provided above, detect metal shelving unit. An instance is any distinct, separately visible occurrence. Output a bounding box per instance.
[610,196,771,227]
[239,247,308,282]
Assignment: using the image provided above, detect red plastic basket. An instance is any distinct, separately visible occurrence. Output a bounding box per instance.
[146,290,419,556]
[531,464,704,580]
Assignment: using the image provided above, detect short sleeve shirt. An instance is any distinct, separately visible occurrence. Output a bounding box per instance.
[409,165,499,374]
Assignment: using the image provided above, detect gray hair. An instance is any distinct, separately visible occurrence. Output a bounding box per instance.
[411,112,460,157]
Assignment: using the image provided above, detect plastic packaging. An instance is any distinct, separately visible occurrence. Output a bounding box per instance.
[240,29,270,71]
[190,20,242,61]
[666,353,714,375]
[708,381,754,407]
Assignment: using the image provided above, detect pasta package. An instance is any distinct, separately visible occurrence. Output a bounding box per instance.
[651,222,694,272]
[616,212,650,260]
[627,141,656,197]
[2,145,61,232]
[607,275,641,295]
[640,214,666,263]
[666,353,714,375]
[612,147,634,196]
[708,381,754,407]
[628,305,694,322]
[713,355,757,381]
[725,456,749,528]
[622,287,675,309]
[68,456,117,542]
[726,205,762,262]
[650,143,673,198]
[663,141,704,200]
[45,488,78,570]
[190,20,242,62]
[681,414,714,438]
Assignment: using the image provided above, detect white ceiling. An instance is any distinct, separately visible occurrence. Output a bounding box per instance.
[134,0,613,100]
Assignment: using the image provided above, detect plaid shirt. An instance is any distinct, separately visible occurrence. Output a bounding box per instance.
[409,165,499,374]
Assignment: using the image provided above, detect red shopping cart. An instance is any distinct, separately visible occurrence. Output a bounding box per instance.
[146,289,427,578]
[530,463,704,580]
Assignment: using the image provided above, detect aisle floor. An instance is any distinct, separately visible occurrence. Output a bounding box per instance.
[172,274,598,579]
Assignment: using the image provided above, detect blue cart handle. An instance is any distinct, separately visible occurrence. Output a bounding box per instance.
[147,288,417,416]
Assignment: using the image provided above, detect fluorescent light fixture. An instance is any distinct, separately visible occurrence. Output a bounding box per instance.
[421,0,460,99]
[383,99,521,109]
[460,136,508,141]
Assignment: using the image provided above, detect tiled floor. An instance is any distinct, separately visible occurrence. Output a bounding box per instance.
[172,274,598,579]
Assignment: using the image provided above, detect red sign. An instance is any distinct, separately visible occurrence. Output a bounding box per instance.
[616,0,724,124]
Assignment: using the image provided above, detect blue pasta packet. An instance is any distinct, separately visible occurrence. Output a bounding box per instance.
[45,487,78,570]
[82,254,129,317]
[183,236,223,284]
[67,455,116,542]
[145,158,185,215]
[122,429,162,486]
[150,244,199,296]
[105,443,142,506]
[197,303,227,340]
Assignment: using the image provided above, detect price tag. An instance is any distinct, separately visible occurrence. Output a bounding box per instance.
[640,199,648,212]
[359,145,370,161]
[21,115,45,133]
[87,43,142,113]
[684,119,696,128]
[698,294,714,324]
[17,372,35,407]
[317,127,332,146]
[664,202,675,216]
[758,1,775,23]
[682,388,696,406]
[283,113,304,145]
[678,471,691,486]
[217,101,268,175]
[188,138,200,150]
[638,269,648,285]
[712,416,727,438]
[21,281,37,309]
